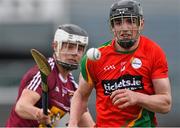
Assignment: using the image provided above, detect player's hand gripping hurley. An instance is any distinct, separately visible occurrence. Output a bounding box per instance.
[31,49,52,127]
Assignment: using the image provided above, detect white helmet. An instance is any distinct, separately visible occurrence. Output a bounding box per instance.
[53,24,88,70]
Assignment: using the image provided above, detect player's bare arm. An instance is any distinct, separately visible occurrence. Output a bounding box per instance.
[15,89,50,123]
[68,73,94,127]
[110,78,171,113]
[78,109,95,127]
[138,78,171,113]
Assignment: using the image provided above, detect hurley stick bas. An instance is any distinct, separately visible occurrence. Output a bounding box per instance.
[31,49,51,127]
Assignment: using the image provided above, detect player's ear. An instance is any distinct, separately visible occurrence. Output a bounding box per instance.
[110,25,116,34]
[140,18,144,30]
[111,27,115,32]
[52,41,57,50]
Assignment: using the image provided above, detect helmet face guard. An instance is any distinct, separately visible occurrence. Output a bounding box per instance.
[53,24,88,70]
[110,0,143,49]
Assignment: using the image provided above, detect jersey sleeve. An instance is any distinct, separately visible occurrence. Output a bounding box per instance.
[151,46,168,79]
[80,55,96,85]
[25,66,42,95]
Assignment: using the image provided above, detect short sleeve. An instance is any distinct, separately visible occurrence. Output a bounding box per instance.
[151,47,168,79]
[80,55,96,85]
[25,66,42,95]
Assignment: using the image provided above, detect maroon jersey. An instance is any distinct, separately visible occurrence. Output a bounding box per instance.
[6,57,78,127]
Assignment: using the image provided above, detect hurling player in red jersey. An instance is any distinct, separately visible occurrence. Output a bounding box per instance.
[68,0,172,127]
[6,24,94,127]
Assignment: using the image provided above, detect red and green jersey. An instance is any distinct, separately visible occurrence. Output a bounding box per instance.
[81,35,168,127]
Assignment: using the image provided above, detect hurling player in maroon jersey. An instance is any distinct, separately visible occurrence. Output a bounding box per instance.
[68,0,172,127]
[6,24,94,127]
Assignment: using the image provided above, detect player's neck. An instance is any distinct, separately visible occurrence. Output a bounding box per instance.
[57,64,70,79]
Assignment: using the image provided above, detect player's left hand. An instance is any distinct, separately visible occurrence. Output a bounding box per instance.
[110,89,138,109]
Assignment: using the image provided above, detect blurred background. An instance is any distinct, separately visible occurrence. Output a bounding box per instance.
[0,0,179,126]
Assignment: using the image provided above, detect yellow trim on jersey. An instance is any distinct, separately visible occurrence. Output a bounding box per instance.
[80,55,93,85]
[128,108,143,126]
[85,60,93,85]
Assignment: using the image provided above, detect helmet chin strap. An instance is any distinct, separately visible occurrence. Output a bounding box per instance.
[53,53,78,71]
[56,60,78,71]
[117,39,136,49]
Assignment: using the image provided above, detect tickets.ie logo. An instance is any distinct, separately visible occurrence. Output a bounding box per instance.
[102,74,143,95]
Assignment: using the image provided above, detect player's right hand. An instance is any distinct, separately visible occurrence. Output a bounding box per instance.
[35,108,51,125]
